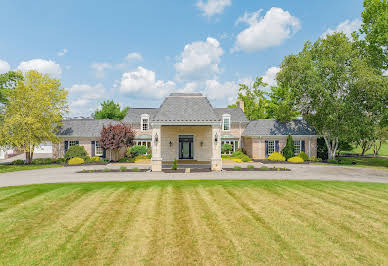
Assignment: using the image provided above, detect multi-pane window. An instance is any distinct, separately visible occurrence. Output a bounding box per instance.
[95,141,103,156]
[294,140,301,155]
[69,140,79,147]
[221,140,239,154]
[141,118,149,131]
[222,116,231,131]
[267,140,275,156]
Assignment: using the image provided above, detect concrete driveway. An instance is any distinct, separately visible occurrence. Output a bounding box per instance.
[0,163,387,188]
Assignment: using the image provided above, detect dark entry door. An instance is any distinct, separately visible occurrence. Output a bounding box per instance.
[179,135,193,159]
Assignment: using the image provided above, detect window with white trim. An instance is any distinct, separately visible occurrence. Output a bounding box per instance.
[141,114,149,131]
[294,140,301,155]
[95,141,103,156]
[267,140,275,156]
[222,114,231,131]
[69,140,79,147]
[221,140,239,155]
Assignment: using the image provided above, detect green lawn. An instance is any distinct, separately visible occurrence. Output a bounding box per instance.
[0,180,387,265]
[321,156,388,169]
[341,141,388,156]
[0,164,62,173]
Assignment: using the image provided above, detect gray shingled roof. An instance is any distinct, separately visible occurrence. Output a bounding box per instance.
[242,119,316,136]
[57,119,121,137]
[153,93,220,122]
[122,108,159,123]
[214,108,249,122]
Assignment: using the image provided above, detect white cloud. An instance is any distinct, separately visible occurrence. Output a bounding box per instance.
[383,69,388,76]
[17,59,62,78]
[119,66,176,99]
[232,7,301,53]
[262,66,281,88]
[197,0,231,17]
[57,48,68,57]
[203,79,237,103]
[175,37,224,81]
[91,62,112,78]
[125,52,142,63]
[67,83,106,116]
[0,60,10,74]
[321,18,361,39]
[68,83,105,100]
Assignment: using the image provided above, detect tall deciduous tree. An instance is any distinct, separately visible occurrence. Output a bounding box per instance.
[0,71,68,163]
[236,77,268,120]
[277,33,385,160]
[266,85,299,122]
[99,123,135,161]
[93,100,129,120]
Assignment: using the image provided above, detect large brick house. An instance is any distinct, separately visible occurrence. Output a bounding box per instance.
[55,92,317,171]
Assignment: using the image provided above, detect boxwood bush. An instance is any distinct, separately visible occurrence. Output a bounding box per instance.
[288,156,304,163]
[11,159,25,165]
[127,145,149,158]
[65,145,88,160]
[32,158,54,165]
[68,157,84,165]
[267,152,286,161]
[297,151,309,161]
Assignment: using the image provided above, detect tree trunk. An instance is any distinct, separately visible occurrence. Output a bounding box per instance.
[373,140,382,157]
[324,135,339,160]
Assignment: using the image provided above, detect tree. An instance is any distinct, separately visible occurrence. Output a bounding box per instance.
[277,33,385,160]
[359,0,388,70]
[99,123,135,161]
[93,100,129,120]
[0,71,23,104]
[267,85,299,122]
[372,126,388,156]
[237,77,268,120]
[0,70,68,164]
[281,135,294,159]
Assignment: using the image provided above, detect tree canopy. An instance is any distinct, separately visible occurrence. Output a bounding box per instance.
[93,100,129,120]
[0,70,68,163]
[0,71,23,104]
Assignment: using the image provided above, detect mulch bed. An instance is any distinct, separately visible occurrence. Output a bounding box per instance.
[223,168,290,171]
[77,169,148,173]
[255,160,310,164]
[162,168,212,173]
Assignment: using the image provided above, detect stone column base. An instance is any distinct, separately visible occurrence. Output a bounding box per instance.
[211,158,222,171]
[151,159,162,172]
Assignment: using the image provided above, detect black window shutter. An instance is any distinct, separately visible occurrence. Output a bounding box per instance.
[301,140,305,152]
[91,141,95,157]
[265,140,268,158]
[103,149,106,159]
[275,140,279,152]
[64,141,69,153]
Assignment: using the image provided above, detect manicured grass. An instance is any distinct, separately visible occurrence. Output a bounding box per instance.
[322,156,388,168]
[341,141,388,156]
[0,180,387,265]
[0,164,62,173]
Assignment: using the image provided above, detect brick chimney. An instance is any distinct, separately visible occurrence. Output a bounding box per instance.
[237,100,244,112]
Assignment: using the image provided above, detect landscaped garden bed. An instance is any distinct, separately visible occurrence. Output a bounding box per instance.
[162,168,212,173]
[224,166,290,171]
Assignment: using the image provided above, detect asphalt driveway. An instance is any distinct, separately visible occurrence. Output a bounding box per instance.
[0,163,387,187]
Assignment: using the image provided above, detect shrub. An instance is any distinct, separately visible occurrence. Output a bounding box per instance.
[103,168,110,172]
[90,156,101,162]
[171,158,177,170]
[288,156,304,163]
[81,169,87,173]
[222,155,232,159]
[56,157,66,164]
[32,158,54,165]
[231,151,244,158]
[131,167,140,172]
[146,152,152,159]
[233,166,241,170]
[297,152,309,161]
[127,145,149,158]
[309,156,322,162]
[65,145,88,160]
[267,152,286,161]
[135,155,149,161]
[281,135,295,160]
[119,157,135,163]
[221,143,233,154]
[68,157,84,165]
[120,166,127,172]
[327,159,338,164]
[12,159,25,165]
[260,166,269,170]
[241,155,251,162]
[247,165,254,169]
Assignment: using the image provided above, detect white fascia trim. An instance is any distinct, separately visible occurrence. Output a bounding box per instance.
[151,121,221,126]
[244,135,317,138]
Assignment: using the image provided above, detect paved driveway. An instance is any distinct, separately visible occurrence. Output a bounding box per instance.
[0,164,387,187]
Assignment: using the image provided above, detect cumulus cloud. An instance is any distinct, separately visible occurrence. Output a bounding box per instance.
[91,62,112,78]
[203,79,238,103]
[262,66,281,88]
[119,66,176,99]
[125,52,142,63]
[321,18,362,39]
[0,60,10,74]
[232,7,301,53]
[57,48,68,57]
[196,0,231,17]
[67,83,106,116]
[17,59,62,78]
[175,37,224,81]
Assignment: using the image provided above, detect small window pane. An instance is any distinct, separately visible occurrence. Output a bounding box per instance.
[223,118,230,131]
[95,141,103,156]
[142,119,149,131]
[268,141,275,155]
[294,140,301,155]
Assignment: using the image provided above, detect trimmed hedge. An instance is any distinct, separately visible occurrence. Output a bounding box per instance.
[288,156,304,163]
[267,152,286,161]
[32,158,54,165]
[11,160,25,165]
[65,145,88,160]
[127,145,149,158]
[297,152,309,161]
[68,157,84,165]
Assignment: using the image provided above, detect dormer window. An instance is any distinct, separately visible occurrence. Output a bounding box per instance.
[141,114,149,131]
[222,114,231,131]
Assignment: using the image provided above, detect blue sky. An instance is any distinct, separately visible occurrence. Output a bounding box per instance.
[0,0,363,116]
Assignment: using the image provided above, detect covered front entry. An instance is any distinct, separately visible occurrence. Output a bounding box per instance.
[179,135,193,159]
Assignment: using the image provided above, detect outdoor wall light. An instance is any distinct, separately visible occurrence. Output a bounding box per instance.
[169,141,173,147]
[200,141,203,147]
[214,133,218,143]
[154,133,158,143]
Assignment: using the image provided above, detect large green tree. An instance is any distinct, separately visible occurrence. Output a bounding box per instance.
[277,33,386,160]
[266,85,299,122]
[93,100,129,120]
[0,71,68,164]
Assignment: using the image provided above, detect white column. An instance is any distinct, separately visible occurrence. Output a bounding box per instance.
[151,125,162,171]
[211,125,222,171]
